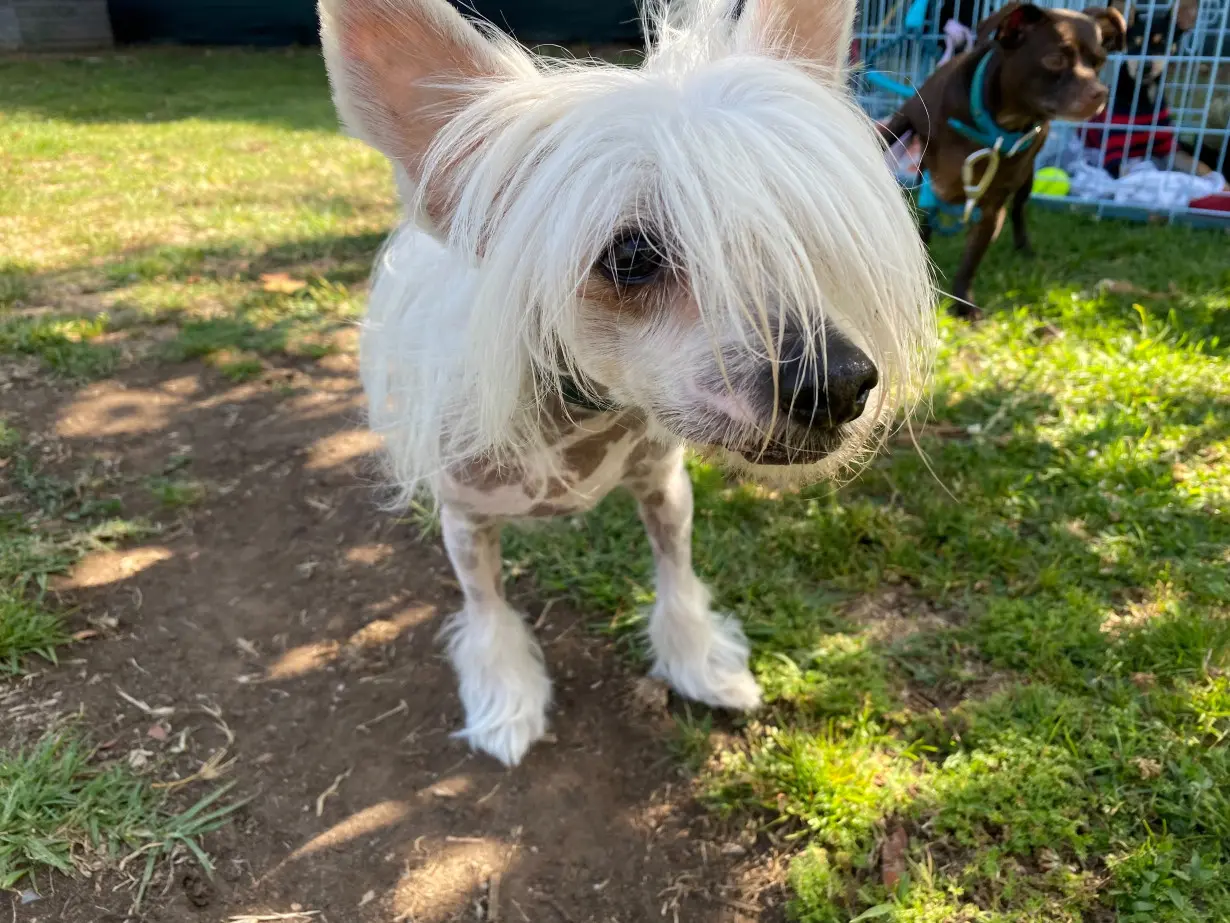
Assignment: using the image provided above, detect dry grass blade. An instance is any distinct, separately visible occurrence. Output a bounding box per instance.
[116,687,175,718]
[355,699,408,733]
[153,704,237,790]
[315,768,351,817]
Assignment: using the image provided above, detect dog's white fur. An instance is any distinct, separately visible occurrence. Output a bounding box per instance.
[321,0,936,765]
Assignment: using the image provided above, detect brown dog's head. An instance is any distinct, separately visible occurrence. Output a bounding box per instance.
[977,3,1126,122]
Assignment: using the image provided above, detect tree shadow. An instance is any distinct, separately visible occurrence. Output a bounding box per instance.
[2,357,781,923]
[0,41,641,132]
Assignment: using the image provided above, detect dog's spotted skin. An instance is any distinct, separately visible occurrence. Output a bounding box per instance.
[436,402,758,767]
[321,0,937,767]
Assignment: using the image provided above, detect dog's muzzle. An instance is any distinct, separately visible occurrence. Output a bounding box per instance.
[738,329,879,466]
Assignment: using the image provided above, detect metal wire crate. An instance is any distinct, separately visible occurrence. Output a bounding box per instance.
[853,0,1230,225]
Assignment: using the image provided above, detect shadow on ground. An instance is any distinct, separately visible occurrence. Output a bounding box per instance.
[5,358,783,923]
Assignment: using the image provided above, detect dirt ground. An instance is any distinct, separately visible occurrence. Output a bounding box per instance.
[5,354,787,923]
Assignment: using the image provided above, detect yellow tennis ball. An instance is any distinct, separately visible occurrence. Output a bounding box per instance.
[1032,167,1071,197]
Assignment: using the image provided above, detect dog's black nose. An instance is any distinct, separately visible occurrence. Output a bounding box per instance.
[777,332,879,427]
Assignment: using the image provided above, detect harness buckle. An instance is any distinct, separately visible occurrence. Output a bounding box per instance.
[1005,124,1044,158]
[961,138,1002,224]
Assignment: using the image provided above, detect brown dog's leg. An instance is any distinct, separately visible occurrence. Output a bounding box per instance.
[950,206,1005,320]
[1010,179,1034,256]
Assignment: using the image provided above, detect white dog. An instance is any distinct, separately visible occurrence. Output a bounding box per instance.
[319,0,936,766]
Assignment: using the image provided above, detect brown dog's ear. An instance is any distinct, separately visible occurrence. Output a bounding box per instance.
[1084,6,1127,52]
[318,0,523,222]
[975,4,1009,45]
[993,2,1048,51]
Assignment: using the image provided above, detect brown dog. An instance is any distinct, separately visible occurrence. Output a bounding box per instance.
[879,3,1126,317]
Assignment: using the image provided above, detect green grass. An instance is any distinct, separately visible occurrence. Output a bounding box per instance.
[0,48,390,379]
[0,418,236,904]
[146,475,207,509]
[2,47,1229,920]
[502,221,1230,920]
[0,420,144,672]
[0,731,244,905]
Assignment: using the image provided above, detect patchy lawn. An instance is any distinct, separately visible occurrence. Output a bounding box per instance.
[2,47,1229,923]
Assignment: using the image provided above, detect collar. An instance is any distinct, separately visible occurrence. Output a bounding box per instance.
[558,374,621,413]
[947,50,1042,154]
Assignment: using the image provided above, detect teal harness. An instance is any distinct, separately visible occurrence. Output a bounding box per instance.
[918,51,1044,235]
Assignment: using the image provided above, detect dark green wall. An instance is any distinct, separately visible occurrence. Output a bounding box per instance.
[107,0,643,46]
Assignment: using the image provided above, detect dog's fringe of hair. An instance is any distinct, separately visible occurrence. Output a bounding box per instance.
[357,0,935,506]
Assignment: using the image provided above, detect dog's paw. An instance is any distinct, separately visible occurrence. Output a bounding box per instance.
[455,697,550,767]
[651,611,762,712]
[453,661,552,767]
[445,606,552,767]
[948,300,984,322]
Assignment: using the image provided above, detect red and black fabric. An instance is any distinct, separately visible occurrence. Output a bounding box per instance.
[1083,108,1176,177]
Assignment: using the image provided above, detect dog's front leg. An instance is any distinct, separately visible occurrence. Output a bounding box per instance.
[1010,179,1034,256]
[627,450,762,712]
[439,505,551,767]
[950,204,1006,319]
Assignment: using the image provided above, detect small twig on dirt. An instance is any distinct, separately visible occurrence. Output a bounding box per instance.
[476,782,502,806]
[540,894,575,923]
[117,841,164,873]
[227,913,321,922]
[487,873,502,922]
[510,899,531,923]
[444,835,486,844]
[116,687,175,717]
[315,768,351,817]
[154,703,237,790]
[356,699,408,733]
[434,753,471,780]
[532,598,559,630]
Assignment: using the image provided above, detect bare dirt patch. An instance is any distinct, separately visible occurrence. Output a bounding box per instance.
[4,358,784,923]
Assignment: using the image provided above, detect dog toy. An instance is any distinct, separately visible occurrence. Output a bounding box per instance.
[1032,166,1072,197]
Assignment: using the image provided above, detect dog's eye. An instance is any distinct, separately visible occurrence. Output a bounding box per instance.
[1042,51,1069,71]
[599,231,664,286]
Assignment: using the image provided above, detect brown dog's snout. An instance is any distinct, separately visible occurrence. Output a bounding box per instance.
[1090,82,1110,109]
[1069,81,1110,120]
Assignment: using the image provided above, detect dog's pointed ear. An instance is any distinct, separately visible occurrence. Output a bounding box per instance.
[319,0,516,217]
[1176,0,1198,33]
[742,0,859,74]
[1084,6,1127,52]
[994,2,1048,51]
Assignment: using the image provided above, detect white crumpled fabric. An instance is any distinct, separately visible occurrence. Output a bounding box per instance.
[1036,131,1226,209]
[1110,161,1226,209]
